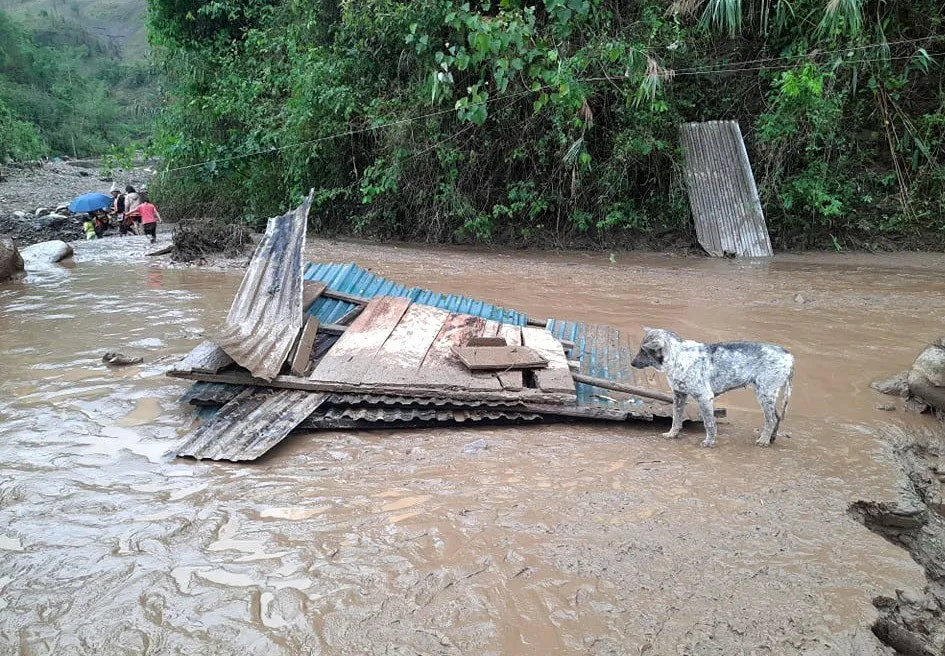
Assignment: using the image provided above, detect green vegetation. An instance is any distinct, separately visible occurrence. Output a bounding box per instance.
[0,9,155,161]
[150,0,944,250]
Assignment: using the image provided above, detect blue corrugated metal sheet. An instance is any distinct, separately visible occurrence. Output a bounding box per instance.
[545,318,644,412]
[303,262,526,326]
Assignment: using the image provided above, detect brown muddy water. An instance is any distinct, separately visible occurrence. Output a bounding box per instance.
[2,235,945,655]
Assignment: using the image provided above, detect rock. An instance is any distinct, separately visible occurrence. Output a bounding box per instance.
[462,438,489,454]
[35,213,69,229]
[55,203,70,214]
[908,341,945,389]
[34,207,50,217]
[20,240,74,264]
[0,238,25,282]
[876,403,896,411]
[904,397,929,414]
[102,352,143,366]
[872,371,910,398]
[13,210,27,220]
[794,293,806,304]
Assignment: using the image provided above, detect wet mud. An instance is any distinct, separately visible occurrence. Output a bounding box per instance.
[2,238,945,654]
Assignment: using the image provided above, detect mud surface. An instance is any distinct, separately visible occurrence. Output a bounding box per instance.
[2,239,945,654]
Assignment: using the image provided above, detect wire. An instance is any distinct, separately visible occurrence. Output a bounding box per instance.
[160,43,942,175]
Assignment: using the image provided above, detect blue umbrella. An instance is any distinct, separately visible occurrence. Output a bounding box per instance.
[69,192,113,213]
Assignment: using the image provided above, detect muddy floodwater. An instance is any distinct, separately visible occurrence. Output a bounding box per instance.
[2,237,945,655]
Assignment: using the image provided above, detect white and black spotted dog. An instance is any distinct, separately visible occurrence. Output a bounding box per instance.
[631,328,794,448]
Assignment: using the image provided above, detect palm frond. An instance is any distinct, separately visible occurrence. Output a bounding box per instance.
[701,0,742,38]
[817,0,863,38]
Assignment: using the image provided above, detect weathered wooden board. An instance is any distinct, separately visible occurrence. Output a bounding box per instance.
[170,340,234,374]
[495,323,524,391]
[451,345,547,370]
[177,387,328,461]
[521,327,577,394]
[168,369,575,404]
[415,313,501,391]
[310,296,411,385]
[290,317,320,376]
[467,336,508,347]
[362,304,449,386]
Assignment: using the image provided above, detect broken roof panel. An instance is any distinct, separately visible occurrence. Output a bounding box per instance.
[215,193,312,380]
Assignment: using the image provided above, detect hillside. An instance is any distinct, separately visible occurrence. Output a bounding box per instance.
[1,0,149,62]
[0,1,155,160]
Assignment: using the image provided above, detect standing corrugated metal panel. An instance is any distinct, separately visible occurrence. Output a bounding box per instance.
[303,262,526,325]
[216,193,313,379]
[680,121,772,258]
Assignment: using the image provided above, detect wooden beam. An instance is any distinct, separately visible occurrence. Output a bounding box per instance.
[290,317,320,376]
[322,289,370,305]
[167,369,576,405]
[572,373,674,403]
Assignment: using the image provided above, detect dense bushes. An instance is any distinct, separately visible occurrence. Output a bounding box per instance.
[149,0,945,250]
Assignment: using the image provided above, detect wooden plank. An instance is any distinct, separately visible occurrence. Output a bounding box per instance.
[496,324,524,391]
[167,369,575,404]
[290,317,320,376]
[415,313,501,391]
[303,281,327,312]
[572,373,673,403]
[521,327,577,394]
[451,346,547,370]
[322,289,369,305]
[170,340,234,374]
[177,388,329,461]
[361,304,450,386]
[310,296,412,385]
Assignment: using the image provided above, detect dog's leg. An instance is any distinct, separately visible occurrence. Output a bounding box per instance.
[755,390,779,447]
[693,393,717,448]
[662,391,688,438]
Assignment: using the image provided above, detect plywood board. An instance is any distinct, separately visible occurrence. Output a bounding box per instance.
[361,304,449,386]
[415,313,501,391]
[521,327,576,394]
[451,346,547,370]
[310,296,411,385]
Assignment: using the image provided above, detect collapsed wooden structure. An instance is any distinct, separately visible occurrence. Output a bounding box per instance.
[168,195,720,462]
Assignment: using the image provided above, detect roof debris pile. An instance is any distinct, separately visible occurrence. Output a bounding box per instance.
[168,197,719,462]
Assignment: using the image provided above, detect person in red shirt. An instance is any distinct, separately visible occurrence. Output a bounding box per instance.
[136,191,162,243]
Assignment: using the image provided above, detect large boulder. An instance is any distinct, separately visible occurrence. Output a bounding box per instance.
[0,238,25,281]
[20,239,74,265]
[908,340,945,389]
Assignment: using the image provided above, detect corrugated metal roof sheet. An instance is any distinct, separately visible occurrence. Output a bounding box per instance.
[680,121,773,258]
[177,387,328,461]
[215,193,312,380]
[303,262,526,325]
[545,318,647,413]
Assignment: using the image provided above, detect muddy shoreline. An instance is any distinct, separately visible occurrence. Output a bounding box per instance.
[2,235,945,654]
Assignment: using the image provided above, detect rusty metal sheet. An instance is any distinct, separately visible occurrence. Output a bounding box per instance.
[680,121,772,257]
[177,387,327,461]
[215,192,313,380]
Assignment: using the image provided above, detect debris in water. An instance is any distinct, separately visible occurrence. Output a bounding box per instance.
[166,199,722,462]
[103,352,143,366]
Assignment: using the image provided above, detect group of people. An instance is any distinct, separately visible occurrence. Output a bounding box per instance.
[83,184,162,243]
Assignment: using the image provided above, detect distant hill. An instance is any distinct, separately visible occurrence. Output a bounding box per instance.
[0,2,155,160]
[0,0,148,61]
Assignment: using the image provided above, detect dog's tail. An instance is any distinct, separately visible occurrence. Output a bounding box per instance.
[777,357,794,426]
